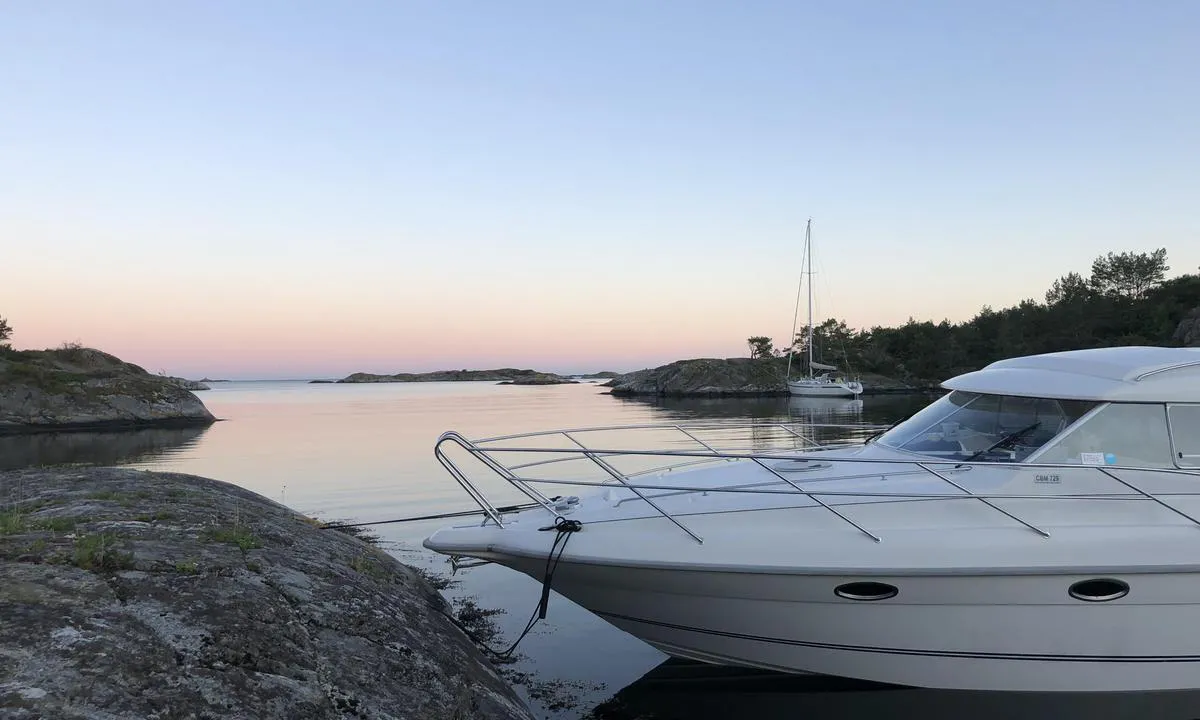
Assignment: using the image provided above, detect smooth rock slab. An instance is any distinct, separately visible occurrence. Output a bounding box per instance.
[0,467,533,720]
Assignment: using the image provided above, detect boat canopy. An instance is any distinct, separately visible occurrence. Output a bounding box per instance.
[942,346,1200,403]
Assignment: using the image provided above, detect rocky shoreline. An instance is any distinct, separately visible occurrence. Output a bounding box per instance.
[603,357,926,398]
[0,347,217,435]
[319,359,925,396]
[0,344,929,423]
[0,466,533,719]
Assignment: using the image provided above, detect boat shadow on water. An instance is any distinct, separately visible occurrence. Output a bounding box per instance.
[584,659,1200,720]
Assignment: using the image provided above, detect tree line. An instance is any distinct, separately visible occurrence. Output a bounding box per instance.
[748,248,1200,385]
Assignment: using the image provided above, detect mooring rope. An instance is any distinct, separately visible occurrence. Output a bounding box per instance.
[321,504,583,660]
[318,502,540,530]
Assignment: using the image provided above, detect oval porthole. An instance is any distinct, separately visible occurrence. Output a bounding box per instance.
[1068,578,1129,602]
[834,581,898,601]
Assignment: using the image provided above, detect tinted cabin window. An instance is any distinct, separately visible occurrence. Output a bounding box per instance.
[877,391,1097,463]
[1035,404,1174,468]
[1168,405,1200,468]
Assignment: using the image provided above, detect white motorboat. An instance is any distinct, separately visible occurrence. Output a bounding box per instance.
[424,346,1200,692]
[785,219,863,397]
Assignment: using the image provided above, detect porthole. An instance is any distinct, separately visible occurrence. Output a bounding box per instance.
[834,581,898,601]
[1068,578,1129,602]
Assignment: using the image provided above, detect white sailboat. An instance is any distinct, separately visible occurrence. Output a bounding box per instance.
[786,219,864,397]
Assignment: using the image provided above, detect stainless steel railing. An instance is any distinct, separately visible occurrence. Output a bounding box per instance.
[432,420,1200,544]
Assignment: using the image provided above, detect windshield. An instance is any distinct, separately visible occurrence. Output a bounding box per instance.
[875,391,1098,462]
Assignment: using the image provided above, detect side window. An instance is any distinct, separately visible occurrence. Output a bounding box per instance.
[1033,403,1174,468]
[1168,405,1200,468]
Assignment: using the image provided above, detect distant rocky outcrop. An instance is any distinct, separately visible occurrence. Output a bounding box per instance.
[338,368,575,384]
[603,358,918,397]
[604,358,786,397]
[497,372,578,385]
[0,347,216,434]
[1174,307,1200,347]
[0,467,532,720]
[580,371,620,379]
[164,376,210,391]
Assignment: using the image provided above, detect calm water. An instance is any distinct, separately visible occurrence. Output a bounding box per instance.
[6,381,1200,719]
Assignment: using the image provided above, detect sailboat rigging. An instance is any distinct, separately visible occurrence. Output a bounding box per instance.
[785,219,864,397]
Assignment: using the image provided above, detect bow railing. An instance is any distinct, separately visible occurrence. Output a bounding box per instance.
[433,420,1200,544]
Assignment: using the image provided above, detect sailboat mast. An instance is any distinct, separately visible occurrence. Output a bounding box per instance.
[806,218,813,379]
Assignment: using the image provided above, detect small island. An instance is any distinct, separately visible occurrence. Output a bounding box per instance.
[497,372,579,385]
[0,343,217,434]
[335,368,578,385]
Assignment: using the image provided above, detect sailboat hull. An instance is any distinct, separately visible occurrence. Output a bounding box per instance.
[787,380,863,397]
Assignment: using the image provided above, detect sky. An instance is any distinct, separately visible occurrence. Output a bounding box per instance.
[2,1,1198,379]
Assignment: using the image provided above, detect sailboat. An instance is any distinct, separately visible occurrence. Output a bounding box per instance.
[786,219,864,397]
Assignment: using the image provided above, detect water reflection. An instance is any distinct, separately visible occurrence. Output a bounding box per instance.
[786,396,864,421]
[612,392,934,426]
[610,394,797,420]
[0,425,210,470]
[586,659,1200,719]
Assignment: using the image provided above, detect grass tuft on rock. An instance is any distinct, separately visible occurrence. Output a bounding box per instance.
[203,525,262,552]
[73,533,134,571]
[0,509,27,536]
[37,516,78,532]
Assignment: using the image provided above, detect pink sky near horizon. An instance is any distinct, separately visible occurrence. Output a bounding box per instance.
[5,203,1195,379]
[3,250,1162,380]
[4,3,1199,380]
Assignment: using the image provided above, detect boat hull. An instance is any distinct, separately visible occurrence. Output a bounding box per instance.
[787,380,863,397]
[478,554,1200,692]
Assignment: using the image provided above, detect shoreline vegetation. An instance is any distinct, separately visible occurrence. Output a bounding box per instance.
[607,249,1198,398]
